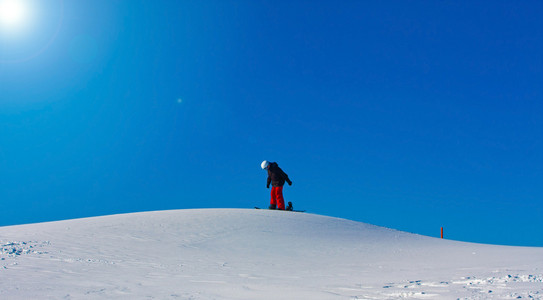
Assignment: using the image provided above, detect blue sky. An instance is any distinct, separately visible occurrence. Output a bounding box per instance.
[1,0,542,246]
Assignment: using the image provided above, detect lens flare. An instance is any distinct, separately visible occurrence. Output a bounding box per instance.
[0,0,27,27]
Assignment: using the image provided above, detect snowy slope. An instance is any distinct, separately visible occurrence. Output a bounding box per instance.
[0,209,541,299]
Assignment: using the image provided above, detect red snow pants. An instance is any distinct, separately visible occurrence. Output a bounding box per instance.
[270,186,285,210]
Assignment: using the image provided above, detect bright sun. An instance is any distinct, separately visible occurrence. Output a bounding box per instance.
[0,0,27,27]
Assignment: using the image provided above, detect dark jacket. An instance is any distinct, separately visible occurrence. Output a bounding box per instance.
[267,162,292,188]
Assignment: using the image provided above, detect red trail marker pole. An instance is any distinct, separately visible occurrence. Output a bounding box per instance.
[441,227,444,239]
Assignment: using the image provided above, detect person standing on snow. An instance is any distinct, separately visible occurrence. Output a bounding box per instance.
[261,160,292,210]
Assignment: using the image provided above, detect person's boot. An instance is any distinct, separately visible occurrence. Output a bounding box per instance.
[268,204,276,210]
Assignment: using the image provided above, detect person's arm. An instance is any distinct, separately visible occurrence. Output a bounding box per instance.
[282,169,292,186]
[266,172,271,188]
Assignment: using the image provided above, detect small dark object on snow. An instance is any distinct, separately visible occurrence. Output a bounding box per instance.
[286,202,293,211]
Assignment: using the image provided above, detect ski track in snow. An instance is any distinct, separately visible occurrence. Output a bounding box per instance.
[326,273,543,299]
[0,209,542,299]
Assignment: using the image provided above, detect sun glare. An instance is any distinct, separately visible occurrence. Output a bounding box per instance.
[0,0,27,27]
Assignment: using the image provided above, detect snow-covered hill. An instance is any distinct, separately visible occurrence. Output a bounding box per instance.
[1,209,541,299]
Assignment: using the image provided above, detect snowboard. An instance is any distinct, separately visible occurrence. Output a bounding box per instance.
[254,207,306,213]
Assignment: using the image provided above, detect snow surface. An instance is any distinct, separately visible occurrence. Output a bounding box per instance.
[0,209,541,299]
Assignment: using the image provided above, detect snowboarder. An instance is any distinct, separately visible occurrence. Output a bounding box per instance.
[261,160,292,210]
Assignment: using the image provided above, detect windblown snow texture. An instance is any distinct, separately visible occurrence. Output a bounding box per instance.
[1,209,542,299]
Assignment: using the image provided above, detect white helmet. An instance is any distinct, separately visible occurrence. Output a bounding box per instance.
[261,160,270,170]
